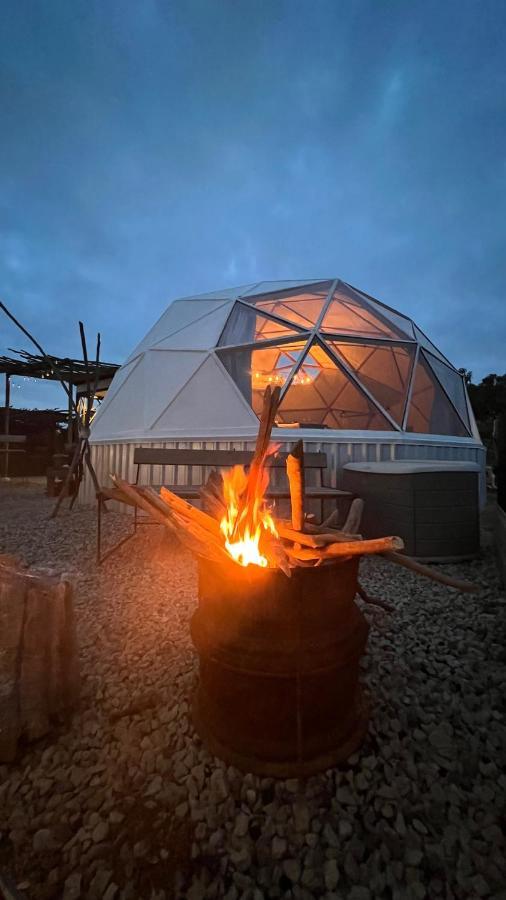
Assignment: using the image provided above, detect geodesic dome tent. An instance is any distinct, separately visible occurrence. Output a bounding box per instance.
[91,278,479,443]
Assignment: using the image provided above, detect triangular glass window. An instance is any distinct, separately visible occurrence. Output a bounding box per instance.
[344,283,416,339]
[218,302,305,347]
[217,340,307,417]
[327,341,415,426]
[275,342,393,431]
[406,355,470,436]
[322,284,412,340]
[244,283,332,330]
[413,325,449,364]
[423,351,470,430]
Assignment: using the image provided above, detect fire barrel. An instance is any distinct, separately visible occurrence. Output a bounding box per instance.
[191,555,369,777]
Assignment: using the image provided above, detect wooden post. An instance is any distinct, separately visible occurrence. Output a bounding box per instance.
[67,373,74,446]
[3,373,10,479]
[287,439,305,531]
[0,557,80,762]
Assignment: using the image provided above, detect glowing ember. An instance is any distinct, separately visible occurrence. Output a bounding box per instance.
[220,464,278,567]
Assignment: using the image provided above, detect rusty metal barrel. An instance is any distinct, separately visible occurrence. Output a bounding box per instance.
[191,555,369,777]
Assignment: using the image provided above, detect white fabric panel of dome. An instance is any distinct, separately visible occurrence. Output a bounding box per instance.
[275,342,393,431]
[152,301,235,350]
[125,299,232,363]
[217,340,308,416]
[240,280,331,297]
[218,302,308,346]
[406,355,470,437]
[327,341,415,426]
[152,354,257,435]
[322,283,414,340]
[242,282,333,330]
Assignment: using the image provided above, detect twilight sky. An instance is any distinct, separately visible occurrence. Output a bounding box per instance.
[1,0,505,409]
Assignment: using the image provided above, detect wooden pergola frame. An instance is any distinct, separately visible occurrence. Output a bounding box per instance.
[0,349,119,479]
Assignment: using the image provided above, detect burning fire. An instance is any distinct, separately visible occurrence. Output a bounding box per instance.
[220,464,278,567]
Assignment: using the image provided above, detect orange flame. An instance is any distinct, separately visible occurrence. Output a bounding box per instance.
[220,464,278,567]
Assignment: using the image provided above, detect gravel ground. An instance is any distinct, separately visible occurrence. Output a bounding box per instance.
[1,483,505,900]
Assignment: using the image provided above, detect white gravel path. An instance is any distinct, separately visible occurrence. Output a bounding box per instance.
[0,484,505,900]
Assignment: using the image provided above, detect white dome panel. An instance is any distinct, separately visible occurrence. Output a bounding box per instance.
[91,355,142,430]
[126,299,232,363]
[240,280,330,297]
[152,354,258,436]
[179,285,256,301]
[152,301,234,350]
[91,353,149,439]
[143,350,208,427]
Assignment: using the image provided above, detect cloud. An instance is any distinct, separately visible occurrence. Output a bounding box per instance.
[0,0,505,416]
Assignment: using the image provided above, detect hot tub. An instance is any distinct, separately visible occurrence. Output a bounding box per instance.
[342,461,481,561]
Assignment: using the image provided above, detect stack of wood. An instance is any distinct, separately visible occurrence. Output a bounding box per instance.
[0,556,80,762]
[110,386,404,572]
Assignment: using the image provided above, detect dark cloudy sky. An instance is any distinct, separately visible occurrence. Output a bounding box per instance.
[1,0,505,409]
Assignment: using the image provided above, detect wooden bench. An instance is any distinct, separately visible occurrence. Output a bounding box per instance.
[97,447,352,563]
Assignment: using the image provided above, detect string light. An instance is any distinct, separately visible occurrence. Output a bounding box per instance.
[253,371,313,386]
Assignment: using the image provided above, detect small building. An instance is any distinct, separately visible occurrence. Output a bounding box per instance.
[84,279,484,502]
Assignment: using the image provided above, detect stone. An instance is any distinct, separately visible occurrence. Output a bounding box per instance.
[133,840,148,858]
[394,811,406,836]
[234,811,249,837]
[272,835,287,859]
[145,774,163,796]
[282,859,301,883]
[33,828,53,852]
[89,869,112,898]
[62,872,82,900]
[472,874,490,897]
[406,848,423,866]
[336,785,356,806]
[348,888,371,900]
[324,859,340,890]
[109,811,124,825]
[428,723,454,756]
[187,881,207,900]
[339,819,353,840]
[209,769,228,803]
[355,773,369,792]
[323,823,339,847]
[285,779,299,793]
[229,844,252,870]
[293,799,310,833]
[91,821,109,843]
[344,851,360,882]
[413,818,428,835]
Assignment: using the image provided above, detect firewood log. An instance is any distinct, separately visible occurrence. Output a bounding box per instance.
[158,487,221,537]
[357,582,395,612]
[381,551,480,594]
[342,498,364,535]
[286,440,305,531]
[321,508,341,529]
[111,477,227,562]
[0,559,79,763]
[200,471,226,520]
[199,486,226,521]
[276,522,362,546]
[232,385,281,540]
[286,535,404,562]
